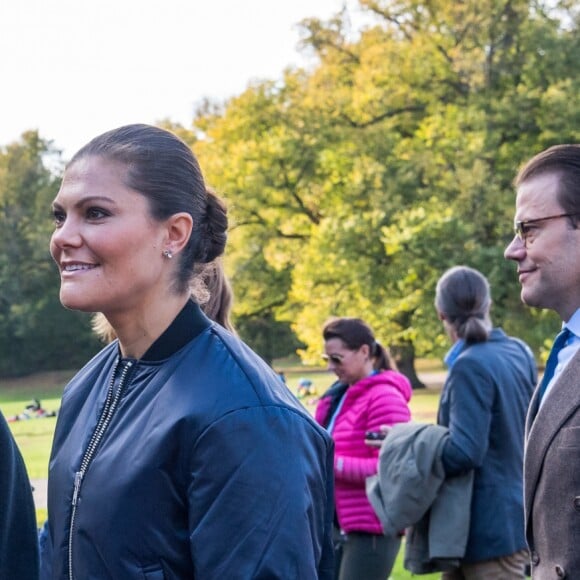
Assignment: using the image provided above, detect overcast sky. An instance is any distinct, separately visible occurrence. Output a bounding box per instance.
[0,0,358,158]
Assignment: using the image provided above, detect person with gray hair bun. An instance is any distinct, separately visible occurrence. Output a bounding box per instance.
[435,265,537,579]
[41,124,334,579]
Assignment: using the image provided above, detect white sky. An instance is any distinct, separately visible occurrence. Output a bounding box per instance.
[0,0,358,159]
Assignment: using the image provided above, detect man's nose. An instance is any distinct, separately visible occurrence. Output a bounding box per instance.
[504,235,525,261]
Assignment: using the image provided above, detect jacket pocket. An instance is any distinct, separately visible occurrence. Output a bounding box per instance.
[559,426,580,449]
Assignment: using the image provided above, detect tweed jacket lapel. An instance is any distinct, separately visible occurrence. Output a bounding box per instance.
[524,349,580,522]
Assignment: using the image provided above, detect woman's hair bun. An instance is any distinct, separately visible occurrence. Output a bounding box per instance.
[199,189,228,263]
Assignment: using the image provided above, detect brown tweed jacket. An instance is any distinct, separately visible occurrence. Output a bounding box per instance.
[524,349,580,579]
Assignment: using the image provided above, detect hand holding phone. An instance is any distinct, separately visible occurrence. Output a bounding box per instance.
[365,430,386,440]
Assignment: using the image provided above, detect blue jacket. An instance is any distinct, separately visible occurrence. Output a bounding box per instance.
[41,301,334,579]
[438,328,536,563]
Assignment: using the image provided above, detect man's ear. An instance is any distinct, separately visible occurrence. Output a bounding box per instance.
[165,212,193,254]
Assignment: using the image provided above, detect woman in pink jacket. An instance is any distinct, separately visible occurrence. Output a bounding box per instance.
[315,317,412,580]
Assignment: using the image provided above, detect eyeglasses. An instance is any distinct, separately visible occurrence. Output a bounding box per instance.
[322,353,344,365]
[514,212,580,246]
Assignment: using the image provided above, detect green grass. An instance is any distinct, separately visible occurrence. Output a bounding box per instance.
[7,417,57,478]
[2,364,444,578]
[390,543,440,579]
[0,370,71,480]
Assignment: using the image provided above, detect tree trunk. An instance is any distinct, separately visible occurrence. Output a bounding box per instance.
[390,342,426,390]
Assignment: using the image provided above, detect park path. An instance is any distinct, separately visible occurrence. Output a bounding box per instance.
[32,478,48,511]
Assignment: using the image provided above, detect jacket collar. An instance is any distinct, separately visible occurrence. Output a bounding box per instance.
[140,300,211,362]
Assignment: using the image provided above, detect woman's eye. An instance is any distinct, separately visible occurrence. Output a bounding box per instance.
[52,210,65,226]
[86,207,109,220]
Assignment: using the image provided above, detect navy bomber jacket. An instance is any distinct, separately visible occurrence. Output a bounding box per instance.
[41,301,334,579]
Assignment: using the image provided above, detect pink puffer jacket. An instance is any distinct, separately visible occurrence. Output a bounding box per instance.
[315,370,412,534]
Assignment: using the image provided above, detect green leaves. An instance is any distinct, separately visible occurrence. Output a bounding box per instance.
[185,0,577,371]
[0,132,100,376]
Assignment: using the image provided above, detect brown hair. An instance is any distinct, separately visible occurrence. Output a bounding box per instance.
[322,317,395,371]
[193,260,236,334]
[515,144,580,222]
[70,124,228,293]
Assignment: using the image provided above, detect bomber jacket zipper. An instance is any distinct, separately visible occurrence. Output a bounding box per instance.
[67,358,134,580]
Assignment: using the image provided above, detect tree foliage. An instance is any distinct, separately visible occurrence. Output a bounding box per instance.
[0,132,100,377]
[3,0,579,381]
[188,0,578,385]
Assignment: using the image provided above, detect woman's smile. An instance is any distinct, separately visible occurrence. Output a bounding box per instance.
[50,156,168,315]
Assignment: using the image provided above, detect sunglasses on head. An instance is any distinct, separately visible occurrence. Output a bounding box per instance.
[322,353,344,365]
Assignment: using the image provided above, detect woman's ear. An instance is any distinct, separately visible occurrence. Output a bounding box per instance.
[360,344,371,359]
[165,212,193,254]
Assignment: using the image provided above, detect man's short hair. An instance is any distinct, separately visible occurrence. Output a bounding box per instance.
[515,144,580,216]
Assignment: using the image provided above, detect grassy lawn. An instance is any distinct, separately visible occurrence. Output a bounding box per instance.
[1,363,444,580]
[0,370,72,479]
[391,546,440,580]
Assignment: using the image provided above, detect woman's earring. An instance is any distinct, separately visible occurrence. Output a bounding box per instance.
[163,249,173,259]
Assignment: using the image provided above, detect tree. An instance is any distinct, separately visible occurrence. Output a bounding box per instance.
[0,132,100,376]
[192,74,343,362]
[291,0,577,374]
[185,0,579,384]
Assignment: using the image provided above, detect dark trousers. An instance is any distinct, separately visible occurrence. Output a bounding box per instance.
[334,528,401,580]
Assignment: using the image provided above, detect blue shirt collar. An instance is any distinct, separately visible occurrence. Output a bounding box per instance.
[565,308,580,338]
[444,338,465,369]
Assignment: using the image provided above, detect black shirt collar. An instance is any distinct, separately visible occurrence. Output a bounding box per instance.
[140,300,211,362]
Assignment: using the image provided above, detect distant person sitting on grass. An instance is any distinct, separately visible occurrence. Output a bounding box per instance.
[7,398,57,422]
[0,409,39,579]
[297,377,315,398]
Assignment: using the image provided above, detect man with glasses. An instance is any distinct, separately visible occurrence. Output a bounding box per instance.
[505,144,580,579]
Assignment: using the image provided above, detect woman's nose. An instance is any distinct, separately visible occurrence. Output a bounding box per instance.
[50,217,82,250]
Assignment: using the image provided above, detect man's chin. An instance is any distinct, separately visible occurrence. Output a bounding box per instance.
[520,287,544,310]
